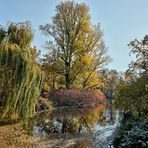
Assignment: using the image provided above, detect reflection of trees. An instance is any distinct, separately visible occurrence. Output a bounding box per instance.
[33,105,105,135]
[22,119,35,136]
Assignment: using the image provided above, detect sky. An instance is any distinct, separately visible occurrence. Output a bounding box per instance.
[0,0,148,72]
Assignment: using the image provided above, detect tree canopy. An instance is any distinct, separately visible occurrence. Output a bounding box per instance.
[40,1,110,89]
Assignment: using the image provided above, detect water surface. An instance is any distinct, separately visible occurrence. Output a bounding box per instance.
[0,104,121,148]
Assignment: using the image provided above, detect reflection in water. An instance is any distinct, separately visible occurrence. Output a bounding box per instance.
[34,105,105,136]
[0,104,121,148]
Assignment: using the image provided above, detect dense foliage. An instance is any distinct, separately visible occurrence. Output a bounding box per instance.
[114,75,148,117]
[0,22,43,119]
[120,119,148,147]
[114,117,148,148]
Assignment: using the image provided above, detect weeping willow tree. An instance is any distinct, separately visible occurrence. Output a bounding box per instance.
[0,22,43,119]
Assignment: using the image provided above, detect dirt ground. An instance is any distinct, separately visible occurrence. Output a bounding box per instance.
[0,122,93,148]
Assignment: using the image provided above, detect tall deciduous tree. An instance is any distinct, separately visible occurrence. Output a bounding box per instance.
[40,1,110,89]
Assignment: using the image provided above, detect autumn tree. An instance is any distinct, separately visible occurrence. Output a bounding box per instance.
[40,1,110,89]
[115,35,148,117]
[126,35,148,78]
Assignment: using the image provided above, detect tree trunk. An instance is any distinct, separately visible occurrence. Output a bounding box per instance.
[65,61,71,89]
[65,73,71,89]
[61,121,67,133]
[52,76,56,90]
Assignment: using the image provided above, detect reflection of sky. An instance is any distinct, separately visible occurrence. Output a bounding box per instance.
[1,0,148,71]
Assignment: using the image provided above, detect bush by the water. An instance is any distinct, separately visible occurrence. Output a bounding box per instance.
[114,116,148,148]
[49,89,105,107]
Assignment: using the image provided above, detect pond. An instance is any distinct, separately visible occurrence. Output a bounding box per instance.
[0,104,122,148]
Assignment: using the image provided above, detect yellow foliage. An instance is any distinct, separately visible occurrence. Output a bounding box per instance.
[43,82,50,91]
[82,54,92,65]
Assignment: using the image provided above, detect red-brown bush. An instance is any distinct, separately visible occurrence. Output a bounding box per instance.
[49,89,106,107]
